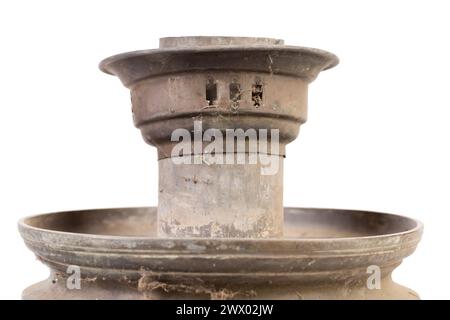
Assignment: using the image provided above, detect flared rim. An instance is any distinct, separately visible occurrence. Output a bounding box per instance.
[19,206,422,252]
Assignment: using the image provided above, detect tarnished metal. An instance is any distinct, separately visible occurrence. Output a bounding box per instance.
[19,36,422,299]
[19,207,422,299]
[100,36,338,238]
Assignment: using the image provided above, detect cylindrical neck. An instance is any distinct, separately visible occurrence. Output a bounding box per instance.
[157,129,284,238]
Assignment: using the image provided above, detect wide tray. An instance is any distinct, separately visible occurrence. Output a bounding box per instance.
[19,207,422,299]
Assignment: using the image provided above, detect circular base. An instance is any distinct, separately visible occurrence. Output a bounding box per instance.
[19,207,422,300]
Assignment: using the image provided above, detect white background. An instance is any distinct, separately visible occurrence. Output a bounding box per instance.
[1,0,449,299]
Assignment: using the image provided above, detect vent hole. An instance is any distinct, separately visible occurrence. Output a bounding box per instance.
[206,81,217,106]
[229,83,241,102]
[252,83,263,106]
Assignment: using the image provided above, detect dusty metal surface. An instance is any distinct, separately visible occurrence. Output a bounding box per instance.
[158,156,284,238]
[19,36,423,299]
[100,36,338,238]
[19,207,422,299]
